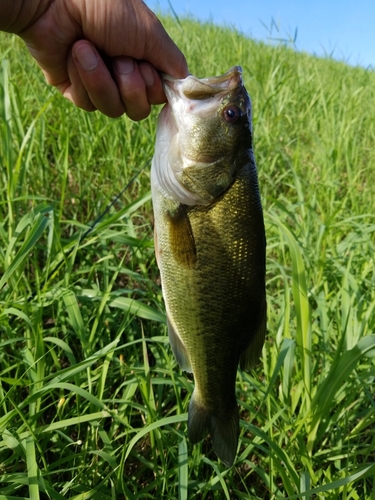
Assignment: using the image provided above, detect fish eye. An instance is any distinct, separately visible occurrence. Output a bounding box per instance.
[223,105,242,123]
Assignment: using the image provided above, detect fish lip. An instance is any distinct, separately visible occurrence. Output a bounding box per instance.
[162,66,243,99]
[196,65,243,89]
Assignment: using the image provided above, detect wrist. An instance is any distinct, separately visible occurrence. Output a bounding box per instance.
[0,0,50,33]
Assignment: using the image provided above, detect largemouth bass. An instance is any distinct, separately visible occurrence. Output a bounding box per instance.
[151,66,266,467]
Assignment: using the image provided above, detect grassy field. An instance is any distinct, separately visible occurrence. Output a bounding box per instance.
[1,15,375,499]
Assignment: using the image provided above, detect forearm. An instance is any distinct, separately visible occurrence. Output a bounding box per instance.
[0,0,50,33]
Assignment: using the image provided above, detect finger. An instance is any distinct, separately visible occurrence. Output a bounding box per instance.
[139,61,166,105]
[61,50,96,112]
[112,56,151,121]
[71,40,126,118]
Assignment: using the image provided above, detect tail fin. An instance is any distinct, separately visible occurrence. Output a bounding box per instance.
[188,393,239,467]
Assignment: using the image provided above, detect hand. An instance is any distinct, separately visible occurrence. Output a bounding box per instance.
[7,0,188,120]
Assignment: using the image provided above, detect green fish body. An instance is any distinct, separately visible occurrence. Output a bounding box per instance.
[151,67,266,467]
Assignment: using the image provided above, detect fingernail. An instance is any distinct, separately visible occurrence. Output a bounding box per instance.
[74,44,99,71]
[141,64,155,86]
[114,57,134,75]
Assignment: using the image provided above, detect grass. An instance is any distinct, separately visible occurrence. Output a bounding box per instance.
[1,15,375,499]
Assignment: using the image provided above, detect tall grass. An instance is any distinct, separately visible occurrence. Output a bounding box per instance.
[1,17,375,499]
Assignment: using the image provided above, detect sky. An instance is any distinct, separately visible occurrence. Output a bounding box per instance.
[145,0,375,69]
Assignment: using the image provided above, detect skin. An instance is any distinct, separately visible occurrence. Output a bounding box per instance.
[0,0,188,120]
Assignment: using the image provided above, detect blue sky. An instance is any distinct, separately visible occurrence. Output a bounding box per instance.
[145,0,375,69]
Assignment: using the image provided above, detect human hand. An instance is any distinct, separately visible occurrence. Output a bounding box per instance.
[5,0,188,120]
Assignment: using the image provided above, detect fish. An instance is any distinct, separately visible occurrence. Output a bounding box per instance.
[151,66,266,467]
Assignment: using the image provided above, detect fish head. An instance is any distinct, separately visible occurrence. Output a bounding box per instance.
[153,66,254,205]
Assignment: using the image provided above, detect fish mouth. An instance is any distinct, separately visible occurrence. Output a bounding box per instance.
[162,66,245,124]
[163,66,243,101]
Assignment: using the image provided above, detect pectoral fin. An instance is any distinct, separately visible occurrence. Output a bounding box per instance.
[167,204,197,268]
[240,298,267,371]
[167,316,192,372]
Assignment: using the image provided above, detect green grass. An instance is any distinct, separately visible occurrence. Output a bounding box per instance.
[1,16,375,499]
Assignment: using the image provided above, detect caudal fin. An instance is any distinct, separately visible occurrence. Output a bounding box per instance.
[188,393,239,467]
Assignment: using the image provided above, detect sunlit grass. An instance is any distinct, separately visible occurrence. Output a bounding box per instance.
[1,17,375,498]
